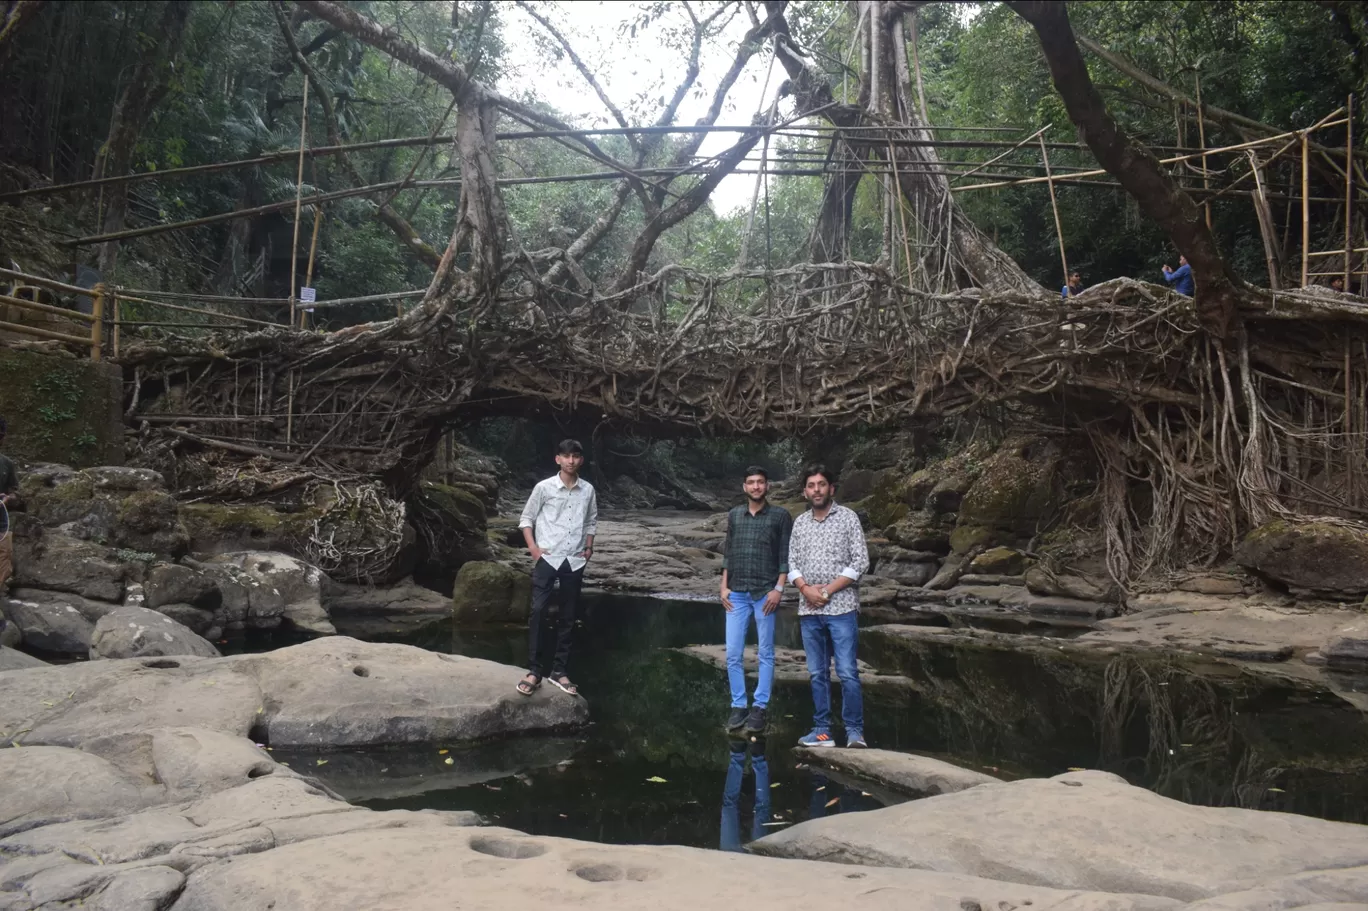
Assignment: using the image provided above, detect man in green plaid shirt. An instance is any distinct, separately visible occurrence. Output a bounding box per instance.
[719,465,792,735]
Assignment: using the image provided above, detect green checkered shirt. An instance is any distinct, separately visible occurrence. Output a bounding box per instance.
[721,503,793,598]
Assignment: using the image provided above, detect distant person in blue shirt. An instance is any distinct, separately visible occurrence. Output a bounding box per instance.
[1161,255,1194,296]
[1061,271,1084,299]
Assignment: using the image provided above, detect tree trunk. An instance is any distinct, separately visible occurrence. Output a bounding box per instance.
[96,0,191,277]
[1009,1,1240,338]
[768,0,1040,294]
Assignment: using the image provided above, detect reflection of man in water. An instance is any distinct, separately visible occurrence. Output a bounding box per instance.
[720,738,770,851]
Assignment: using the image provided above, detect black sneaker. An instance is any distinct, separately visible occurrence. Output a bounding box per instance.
[744,705,768,733]
[726,707,748,731]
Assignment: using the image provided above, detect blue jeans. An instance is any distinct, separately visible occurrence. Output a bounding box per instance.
[800,611,863,733]
[720,742,770,851]
[725,591,776,709]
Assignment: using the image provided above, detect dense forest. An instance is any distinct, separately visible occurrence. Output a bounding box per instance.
[2,0,1364,320]
[3,0,1368,585]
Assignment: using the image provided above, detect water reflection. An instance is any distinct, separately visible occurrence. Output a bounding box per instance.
[305,594,1368,840]
[719,737,769,852]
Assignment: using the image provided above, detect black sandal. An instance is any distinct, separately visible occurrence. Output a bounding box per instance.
[516,673,541,696]
[548,675,580,697]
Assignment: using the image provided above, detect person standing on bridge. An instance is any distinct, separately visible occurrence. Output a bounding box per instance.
[1161,255,1194,296]
[517,439,597,699]
[719,466,792,735]
[788,465,870,749]
[1061,271,1084,299]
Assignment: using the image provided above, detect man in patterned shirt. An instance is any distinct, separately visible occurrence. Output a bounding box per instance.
[787,464,870,748]
[719,466,792,734]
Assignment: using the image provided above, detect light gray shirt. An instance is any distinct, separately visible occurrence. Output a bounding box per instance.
[519,473,598,572]
[787,503,869,616]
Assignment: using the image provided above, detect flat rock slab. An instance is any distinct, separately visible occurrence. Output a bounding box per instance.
[793,746,999,797]
[749,769,1368,901]
[1087,599,1365,663]
[674,644,917,691]
[166,825,1179,911]
[0,637,587,751]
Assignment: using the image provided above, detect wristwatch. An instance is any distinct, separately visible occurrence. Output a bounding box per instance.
[773,583,784,592]
[820,588,831,599]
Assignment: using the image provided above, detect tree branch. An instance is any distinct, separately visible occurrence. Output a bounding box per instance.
[516,0,640,155]
[1009,1,1240,339]
[274,2,441,270]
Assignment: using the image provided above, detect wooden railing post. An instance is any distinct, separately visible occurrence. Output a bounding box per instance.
[91,282,105,361]
[112,289,121,358]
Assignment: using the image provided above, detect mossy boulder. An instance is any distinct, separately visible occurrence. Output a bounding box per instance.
[1236,519,1368,597]
[957,438,1059,533]
[951,438,1060,554]
[179,502,314,555]
[20,464,188,557]
[451,561,531,624]
[968,546,1030,576]
[855,469,911,529]
[409,483,493,588]
[887,511,955,554]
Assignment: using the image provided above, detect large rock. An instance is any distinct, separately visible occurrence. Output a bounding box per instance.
[11,530,130,602]
[0,637,588,751]
[0,749,1176,911]
[408,482,493,586]
[0,644,48,670]
[1236,519,1368,597]
[19,463,189,556]
[1,591,96,653]
[326,579,453,638]
[749,769,1368,901]
[794,746,999,798]
[871,545,940,587]
[142,562,221,611]
[168,828,1178,911]
[451,561,532,624]
[950,438,1060,554]
[968,546,1029,576]
[206,551,334,635]
[90,605,221,660]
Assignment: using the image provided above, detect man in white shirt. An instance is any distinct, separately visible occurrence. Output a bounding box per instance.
[517,439,597,698]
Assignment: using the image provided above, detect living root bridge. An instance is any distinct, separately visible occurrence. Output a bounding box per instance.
[120,262,1368,581]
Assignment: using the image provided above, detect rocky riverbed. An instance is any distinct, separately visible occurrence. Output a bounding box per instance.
[3,458,1368,908]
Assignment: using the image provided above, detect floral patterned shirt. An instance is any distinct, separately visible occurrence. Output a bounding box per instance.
[787,503,869,616]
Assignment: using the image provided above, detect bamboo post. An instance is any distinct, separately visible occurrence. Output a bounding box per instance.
[300,206,322,330]
[1038,134,1069,287]
[1346,93,1354,289]
[1346,342,1354,505]
[1302,128,1311,287]
[112,289,120,358]
[90,283,105,361]
[1195,69,1212,229]
[288,77,310,328]
[1248,151,1281,289]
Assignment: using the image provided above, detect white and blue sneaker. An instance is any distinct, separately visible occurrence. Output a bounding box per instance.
[845,730,868,749]
[798,729,836,748]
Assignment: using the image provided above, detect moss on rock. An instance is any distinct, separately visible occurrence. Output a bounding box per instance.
[0,349,122,466]
[452,560,532,624]
[179,503,313,554]
[1236,519,1368,597]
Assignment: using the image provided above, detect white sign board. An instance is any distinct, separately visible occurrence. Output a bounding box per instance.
[299,287,316,303]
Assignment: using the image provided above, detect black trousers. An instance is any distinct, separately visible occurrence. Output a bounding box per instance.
[528,558,584,678]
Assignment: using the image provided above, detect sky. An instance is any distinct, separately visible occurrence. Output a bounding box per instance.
[495,1,806,214]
